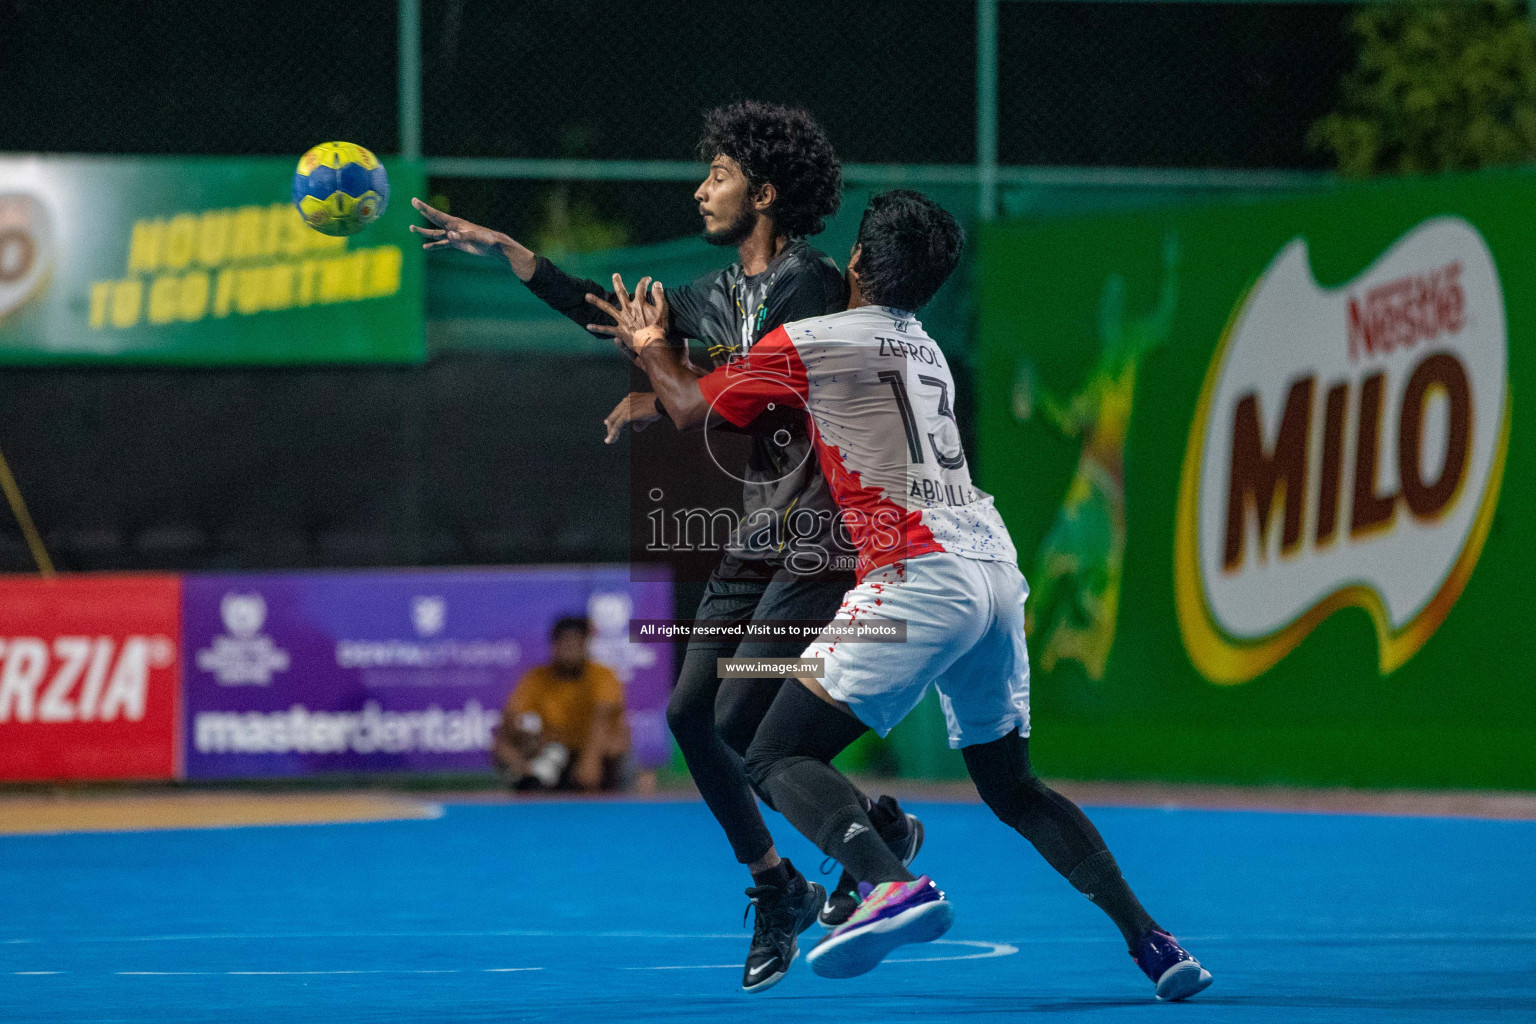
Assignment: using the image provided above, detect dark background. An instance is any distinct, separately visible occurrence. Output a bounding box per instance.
[0,0,1355,577]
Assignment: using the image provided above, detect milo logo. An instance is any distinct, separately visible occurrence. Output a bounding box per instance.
[1175,217,1509,683]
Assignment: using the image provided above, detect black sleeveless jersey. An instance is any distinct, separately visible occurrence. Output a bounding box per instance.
[525,239,852,577]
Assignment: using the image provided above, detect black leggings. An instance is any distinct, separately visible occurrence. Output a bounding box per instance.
[667,567,854,865]
[960,731,1109,877]
[744,679,873,859]
[746,682,1106,884]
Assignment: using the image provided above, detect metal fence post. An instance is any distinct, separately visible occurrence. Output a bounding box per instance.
[399,0,422,160]
[977,0,999,221]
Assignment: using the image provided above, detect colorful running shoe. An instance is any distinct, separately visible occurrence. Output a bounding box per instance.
[806,876,953,979]
[1131,929,1213,1001]
[741,861,825,993]
[819,796,926,927]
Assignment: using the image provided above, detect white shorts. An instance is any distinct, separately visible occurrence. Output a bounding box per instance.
[804,552,1031,748]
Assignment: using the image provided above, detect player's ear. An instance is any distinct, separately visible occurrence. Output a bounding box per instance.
[752,181,777,213]
[844,246,862,307]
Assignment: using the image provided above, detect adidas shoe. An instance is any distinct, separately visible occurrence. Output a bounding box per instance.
[819,796,925,927]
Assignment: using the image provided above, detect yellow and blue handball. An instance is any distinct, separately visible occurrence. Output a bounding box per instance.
[291,142,389,236]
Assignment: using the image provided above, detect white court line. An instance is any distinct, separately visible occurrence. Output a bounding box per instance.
[622,939,1017,970]
[1178,932,1536,944]
[14,928,1536,949]
[112,968,543,977]
[625,964,740,971]
[18,929,1532,980]
[39,942,1013,979]
[2,929,745,945]
[228,971,383,976]
[15,928,1536,947]
[980,931,1536,948]
[889,939,1019,963]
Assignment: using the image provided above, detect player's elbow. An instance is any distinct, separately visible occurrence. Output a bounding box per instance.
[665,396,709,431]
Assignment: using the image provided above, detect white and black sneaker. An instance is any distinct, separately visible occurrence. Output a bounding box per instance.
[742,860,825,993]
[818,796,925,928]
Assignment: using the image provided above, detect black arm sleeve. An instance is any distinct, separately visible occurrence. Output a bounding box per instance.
[523,257,619,336]
[525,257,711,345]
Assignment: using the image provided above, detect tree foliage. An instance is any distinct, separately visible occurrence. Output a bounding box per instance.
[530,185,631,258]
[1311,0,1536,176]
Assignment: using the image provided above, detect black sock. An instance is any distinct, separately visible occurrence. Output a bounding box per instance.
[753,756,913,884]
[1067,850,1159,948]
[823,803,915,884]
[865,794,899,834]
[750,859,793,890]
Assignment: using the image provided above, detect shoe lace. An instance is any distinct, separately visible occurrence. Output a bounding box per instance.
[819,856,837,875]
[742,885,785,934]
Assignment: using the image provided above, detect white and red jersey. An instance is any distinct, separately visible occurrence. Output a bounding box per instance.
[696,305,1018,580]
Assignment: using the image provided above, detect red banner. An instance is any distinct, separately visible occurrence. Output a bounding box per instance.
[0,575,181,780]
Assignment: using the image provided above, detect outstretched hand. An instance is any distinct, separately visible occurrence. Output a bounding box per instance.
[409,197,505,257]
[586,273,670,355]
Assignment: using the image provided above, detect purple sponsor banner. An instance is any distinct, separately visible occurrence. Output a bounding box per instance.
[182,566,673,778]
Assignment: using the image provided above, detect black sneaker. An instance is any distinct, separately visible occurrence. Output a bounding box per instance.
[818,796,925,927]
[742,860,825,993]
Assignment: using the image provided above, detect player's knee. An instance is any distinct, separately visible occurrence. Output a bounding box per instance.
[742,744,774,793]
[976,781,1022,827]
[743,736,792,793]
[714,696,756,759]
[976,771,1049,829]
[665,686,710,746]
[964,732,1045,828]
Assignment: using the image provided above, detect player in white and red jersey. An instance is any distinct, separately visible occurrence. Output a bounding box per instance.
[612,190,1211,1000]
[702,302,1019,581]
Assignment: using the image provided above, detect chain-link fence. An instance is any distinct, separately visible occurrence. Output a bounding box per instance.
[5,0,1353,164]
[423,0,978,165]
[996,2,1354,168]
[1,0,398,156]
[5,1,1356,236]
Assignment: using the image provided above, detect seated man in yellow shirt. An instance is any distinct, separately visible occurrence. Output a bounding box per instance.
[493,616,631,792]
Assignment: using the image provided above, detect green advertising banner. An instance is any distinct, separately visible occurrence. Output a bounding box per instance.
[0,155,424,363]
[978,170,1533,790]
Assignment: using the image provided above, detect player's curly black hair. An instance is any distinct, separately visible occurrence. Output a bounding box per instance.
[854,190,965,312]
[697,100,842,238]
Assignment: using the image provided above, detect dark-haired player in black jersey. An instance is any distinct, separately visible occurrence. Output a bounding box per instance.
[411,101,922,992]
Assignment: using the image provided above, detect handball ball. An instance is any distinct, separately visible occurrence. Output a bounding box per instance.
[291,142,389,237]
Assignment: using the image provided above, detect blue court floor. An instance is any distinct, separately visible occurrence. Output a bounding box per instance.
[3,798,1534,1024]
